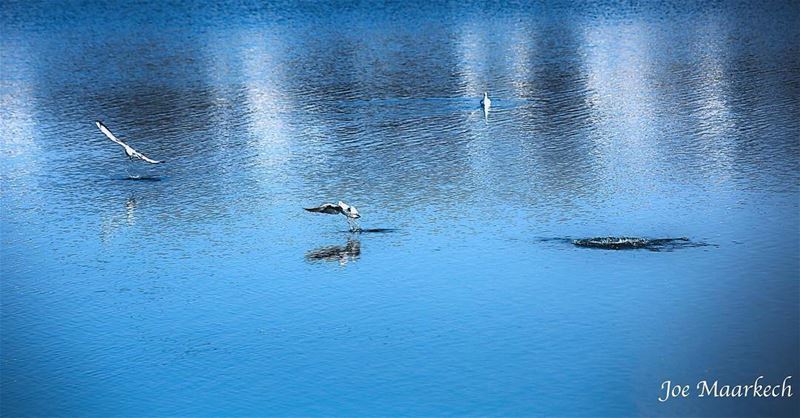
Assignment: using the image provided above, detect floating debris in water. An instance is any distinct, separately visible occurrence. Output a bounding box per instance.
[571,236,706,251]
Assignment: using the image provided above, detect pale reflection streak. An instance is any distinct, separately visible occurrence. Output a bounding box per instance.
[456,19,500,191]
[0,84,40,171]
[100,194,138,243]
[239,31,294,184]
[581,22,661,184]
[458,37,494,196]
[507,20,536,96]
[687,16,736,179]
[582,18,739,187]
[0,40,43,211]
[455,21,489,98]
[201,31,245,153]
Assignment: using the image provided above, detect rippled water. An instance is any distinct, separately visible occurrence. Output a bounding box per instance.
[2,1,799,416]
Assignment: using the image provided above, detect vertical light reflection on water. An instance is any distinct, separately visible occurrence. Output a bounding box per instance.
[1,82,41,194]
[507,19,536,97]
[581,21,662,193]
[457,17,495,208]
[456,19,491,98]
[685,14,738,183]
[0,38,47,253]
[239,31,293,187]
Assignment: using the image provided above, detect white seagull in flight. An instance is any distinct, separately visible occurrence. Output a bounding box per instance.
[305,201,361,231]
[95,121,164,164]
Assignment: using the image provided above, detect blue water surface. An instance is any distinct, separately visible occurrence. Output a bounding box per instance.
[1,1,799,416]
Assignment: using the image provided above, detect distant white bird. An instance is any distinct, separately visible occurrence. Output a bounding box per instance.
[480,92,492,110]
[95,121,164,164]
[305,201,361,231]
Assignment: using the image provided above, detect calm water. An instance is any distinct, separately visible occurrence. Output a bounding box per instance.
[2,1,799,416]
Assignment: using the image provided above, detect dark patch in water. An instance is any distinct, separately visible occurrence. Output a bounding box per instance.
[340,228,398,234]
[117,176,162,182]
[572,237,710,251]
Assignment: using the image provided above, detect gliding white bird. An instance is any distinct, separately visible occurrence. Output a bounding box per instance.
[95,121,164,164]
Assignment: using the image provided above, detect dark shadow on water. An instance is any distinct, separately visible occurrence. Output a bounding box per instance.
[538,237,713,252]
[305,239,361,266]
[116,176,162,182]
[338,228,398,234]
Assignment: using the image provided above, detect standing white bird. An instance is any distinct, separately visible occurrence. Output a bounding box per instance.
[95,121,164,164]
[480,92,492,110]
[305,201,361,231]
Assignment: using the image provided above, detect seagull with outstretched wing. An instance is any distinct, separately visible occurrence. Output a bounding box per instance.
[95,121,164,164]
[305,201,361,231]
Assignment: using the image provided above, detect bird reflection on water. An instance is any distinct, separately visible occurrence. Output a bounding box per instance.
[305,239,361,266]
[100,194,138,242]
[305,229,398,266]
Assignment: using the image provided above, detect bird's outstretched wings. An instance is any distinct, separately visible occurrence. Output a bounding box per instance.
[95,121,164,164]
[304,203,343,215]
[128,148,163,165]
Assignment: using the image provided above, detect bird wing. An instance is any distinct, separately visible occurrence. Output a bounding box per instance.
[130,149,164,164]
[95,121,163,164]
[96,121,127,147]
[304,204,342,215]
